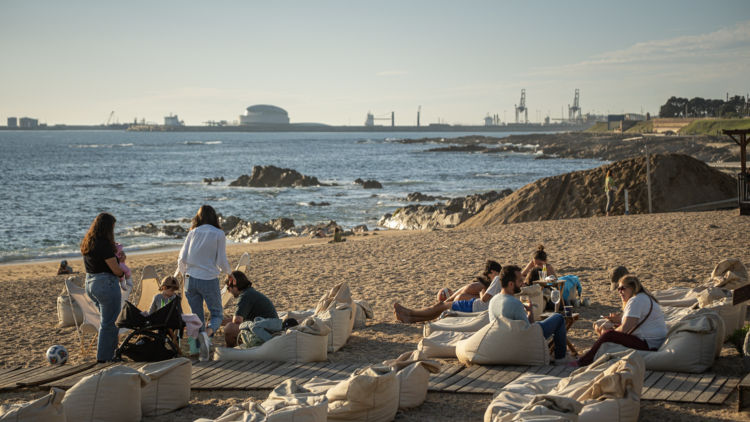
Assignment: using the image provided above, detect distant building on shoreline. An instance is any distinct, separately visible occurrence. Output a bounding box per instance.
[19,117,38,128]
[239,105,290,125]
[7,117,17,127]
[164,114,184,126]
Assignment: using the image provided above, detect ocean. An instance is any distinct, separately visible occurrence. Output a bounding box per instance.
[0,130,604,263]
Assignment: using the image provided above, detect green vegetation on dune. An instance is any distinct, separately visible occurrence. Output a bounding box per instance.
[585,123,609,132]
[678,118,750,135]
[585,120,653,133]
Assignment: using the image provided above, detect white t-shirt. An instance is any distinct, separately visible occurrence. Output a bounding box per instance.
[177,225,233,280]
[623,293,667,349]
[472,276,502,312]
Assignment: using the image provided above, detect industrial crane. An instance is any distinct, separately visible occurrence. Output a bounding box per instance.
[364,111,394,126]
[515,90,528,124]
[568,89,582,121]
[106,111,115,125]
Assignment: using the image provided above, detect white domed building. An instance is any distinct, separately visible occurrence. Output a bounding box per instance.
[239,105,290,125]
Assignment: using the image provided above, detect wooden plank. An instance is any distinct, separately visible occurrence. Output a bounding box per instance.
[190,360,250,390]
[534,366,556,376]
[526,365,546,374]
[558,367,576,378]
[546,366,567,378]
[431,365,482,392]
[443,365,492,392]
[708,377,740,405]
[190,360,226,381]
[287,362,328,383]
[459,365,508,394]
[191,361,241,388]
[642,372,678,400]
[679,374,715,403]
[733,283,750,305]
[0,367,53,388]
[0,367,21,377]
[42,363,118,389]
[226,361,283,390]
[694,376,728,404]
[17,362,98,388]
[653,373,690,401]
[240,362,301,390]
[199,361,270,390]
[666,374,704,402]
[428,364,465,391]
[327,363,362,380]
[640,372,666,396]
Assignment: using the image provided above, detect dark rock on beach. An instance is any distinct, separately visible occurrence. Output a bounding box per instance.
[401,192,451,202]
[308,201,330,206]
[534,154,557,160]
[378,189,512,230]
[229,166,321,188]
[202,177,225,184]
[132,223,187,238]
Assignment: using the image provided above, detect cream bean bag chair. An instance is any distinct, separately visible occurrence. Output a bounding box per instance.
[300,364,400,422]
[137,358,191,416]
[214,317,332,362]
[383,350,441,410]
[315,282,356,336]
[593,306,726,359]
[354,300,374,329]
[314,301,354,352]
[423,310,489,337]
[516,284,545,321]
[57,276,85,327]
[595,309,721,373]
[456,317,550,366]
[194,396,328,422]
[0,388,66,422]
[277,309,315,321]
[485,350,645,422]
[62,365,150,422]
[418,330,474,358]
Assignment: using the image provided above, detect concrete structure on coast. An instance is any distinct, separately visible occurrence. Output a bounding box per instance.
[240,105,291,125]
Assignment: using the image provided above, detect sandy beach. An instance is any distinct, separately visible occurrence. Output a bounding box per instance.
[1,210,748,421]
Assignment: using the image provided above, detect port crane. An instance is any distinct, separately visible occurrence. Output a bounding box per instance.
[515,90,528,123]
[106,111,115,125]
[365,111,394,126]
[568,89,582,122]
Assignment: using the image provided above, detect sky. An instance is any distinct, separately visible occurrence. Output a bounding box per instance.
[1,1,749,126]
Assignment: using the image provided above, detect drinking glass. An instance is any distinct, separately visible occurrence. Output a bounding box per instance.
[550,289,561,313]
[520,295,529,307]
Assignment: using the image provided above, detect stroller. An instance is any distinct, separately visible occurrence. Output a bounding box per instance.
[114,297,185,362]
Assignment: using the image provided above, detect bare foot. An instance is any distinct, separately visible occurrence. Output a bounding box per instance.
[394,310,415,323]
[393,302,412,316]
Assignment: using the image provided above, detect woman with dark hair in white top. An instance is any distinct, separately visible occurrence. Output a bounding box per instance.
[177,205,235,361]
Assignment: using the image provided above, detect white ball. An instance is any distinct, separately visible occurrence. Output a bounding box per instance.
[436,288,453,302]
[46,345,68,366]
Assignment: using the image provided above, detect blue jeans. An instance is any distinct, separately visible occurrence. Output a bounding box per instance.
[185,276,223,345]
[85,272,122,362]
[536,313,567,360]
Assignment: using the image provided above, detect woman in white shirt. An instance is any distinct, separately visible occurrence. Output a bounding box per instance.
[570,275,667,367]
[177,205,235,360]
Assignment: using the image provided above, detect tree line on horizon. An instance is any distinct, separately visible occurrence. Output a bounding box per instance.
[659,95,747,119]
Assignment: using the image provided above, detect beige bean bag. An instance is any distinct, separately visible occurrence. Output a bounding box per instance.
[277,309,315,321]
[62,365,150,422]
[456,317,550,366]
[214,317,332,362]
[354,300,374,329]
[300,364,399,422]
[515,284,545,321]
[0,388,66,422]
[423,310,489,337]
[194,395,328,422]
[418,330,474,358]
[315,282,356,336]
[485,350,645,422]
[383,350,441,410]
[57,276,85,327]
[314,301,353,352]
[595,309,721,373]
[137,358,191,416]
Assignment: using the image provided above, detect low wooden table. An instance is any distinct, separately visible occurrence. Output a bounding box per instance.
[539,312,580,357]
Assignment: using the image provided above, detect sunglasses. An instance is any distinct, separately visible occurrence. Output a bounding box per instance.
[616,285,629,292]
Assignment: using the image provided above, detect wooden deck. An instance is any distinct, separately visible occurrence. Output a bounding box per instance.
[0,360,739,405]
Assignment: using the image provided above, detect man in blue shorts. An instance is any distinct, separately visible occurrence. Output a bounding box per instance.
[488,265,574,365]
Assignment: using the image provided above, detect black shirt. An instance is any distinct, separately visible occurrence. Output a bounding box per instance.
[83,239,117,275]
[234,287,278,321]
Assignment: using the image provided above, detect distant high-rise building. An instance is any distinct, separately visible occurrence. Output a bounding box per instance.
[19,117,38,128]
[7,117,17,127]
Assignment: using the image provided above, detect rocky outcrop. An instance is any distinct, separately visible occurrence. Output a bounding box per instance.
[354,178,383,189]
[307,201,330,206]
[534,154,557,160]
[220,215,243,232]
[229,166,321,188]
[268,217,295,232]
[377,189,512,230]
[202,177,225,184]
[424,145,522,153]
[132,223,187,238]
[352,224,368,232]
[400,192,451,202]
[462,154,737,227]
[287,220,341,237]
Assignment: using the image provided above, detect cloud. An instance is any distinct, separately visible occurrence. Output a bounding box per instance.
[376,70,410,76]
[530,21,750,79]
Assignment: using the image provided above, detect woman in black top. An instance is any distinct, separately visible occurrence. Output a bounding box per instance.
[80,213,125,363]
